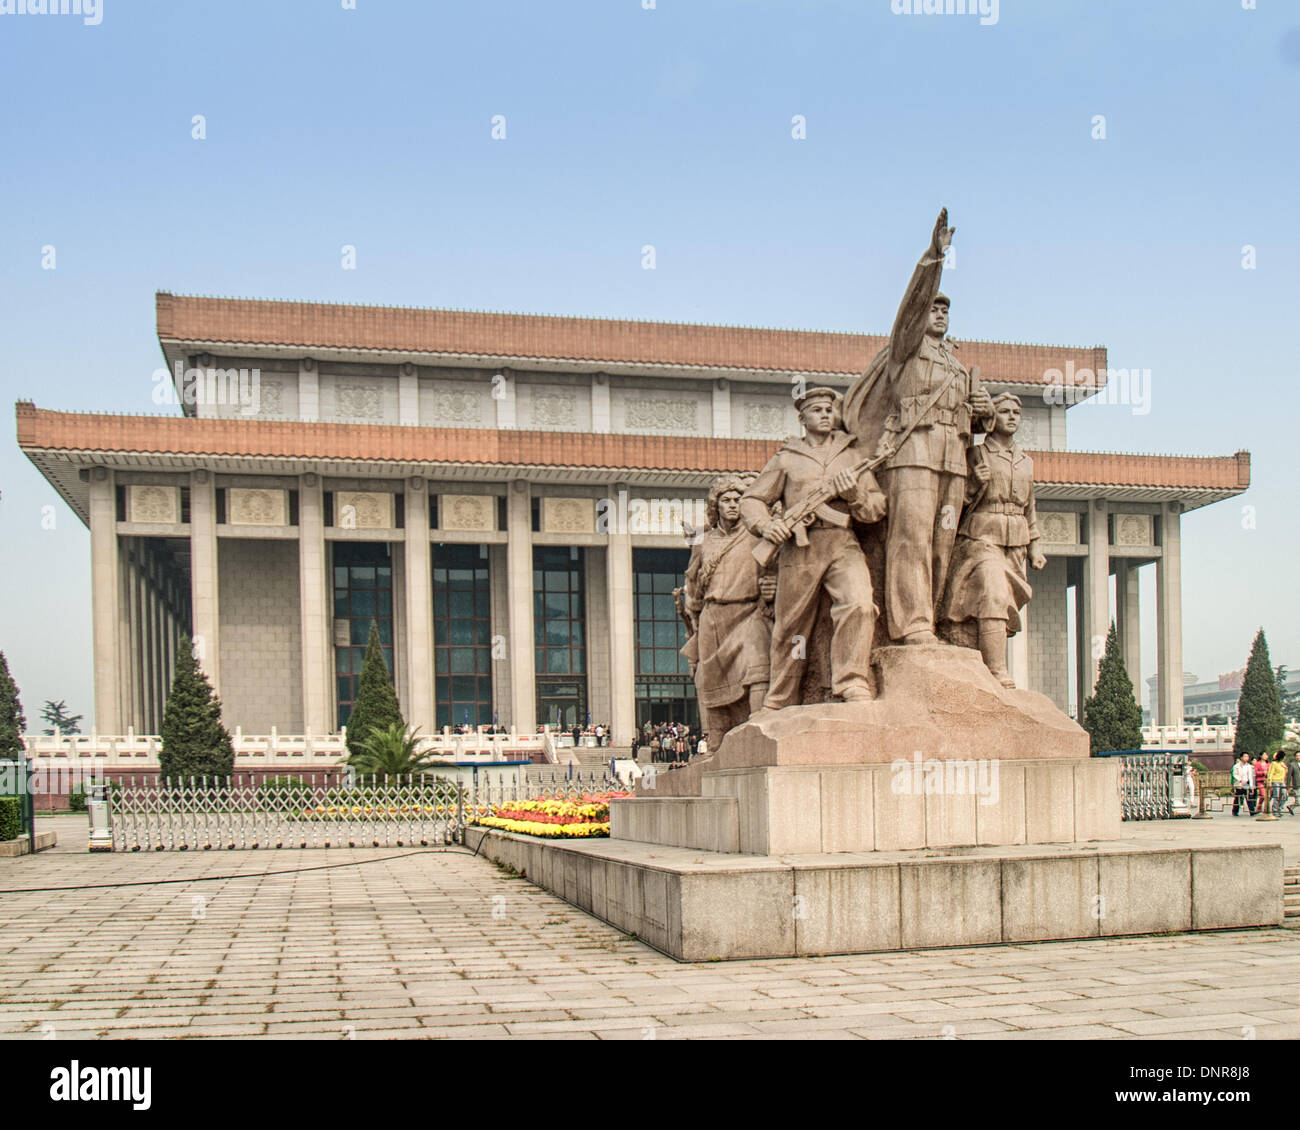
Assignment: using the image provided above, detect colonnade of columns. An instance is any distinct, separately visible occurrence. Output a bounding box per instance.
[1071,500,1184,725]
[86,469,1188,739]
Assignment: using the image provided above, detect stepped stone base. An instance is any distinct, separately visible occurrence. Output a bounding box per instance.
[465,830,1285,962]
[619,758,1120,855]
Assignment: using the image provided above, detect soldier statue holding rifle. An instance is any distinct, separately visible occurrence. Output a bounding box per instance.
[739,387,887,710]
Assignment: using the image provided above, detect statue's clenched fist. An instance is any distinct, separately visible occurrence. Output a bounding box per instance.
[762,519,792,546]
[832,469,858,499]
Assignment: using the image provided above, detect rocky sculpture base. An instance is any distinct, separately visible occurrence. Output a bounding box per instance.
[626,642,1104,855]
[716,643,1089,770]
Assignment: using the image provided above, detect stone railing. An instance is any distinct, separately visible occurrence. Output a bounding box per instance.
[22,725,559,769]
[1141,722,1299,753]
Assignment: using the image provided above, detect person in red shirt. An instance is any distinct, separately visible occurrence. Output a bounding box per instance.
[1252,754,1270,814]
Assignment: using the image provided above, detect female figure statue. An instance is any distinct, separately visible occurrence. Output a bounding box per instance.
[937,393,1046,688]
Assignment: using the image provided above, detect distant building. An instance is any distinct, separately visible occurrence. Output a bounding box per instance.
[1148,667,1300,722]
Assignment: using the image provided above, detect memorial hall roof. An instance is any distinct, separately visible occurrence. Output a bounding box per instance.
[16,404,1251,527]
[156,292,1109,392]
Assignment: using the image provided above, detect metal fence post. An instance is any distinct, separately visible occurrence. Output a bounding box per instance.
[87,779,113,852]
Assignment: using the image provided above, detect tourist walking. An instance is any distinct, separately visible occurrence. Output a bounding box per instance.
[1268,752,1287,817]
[1253,753,1270,814]
[1287,753,1300,816]
[1232,753,1255,816]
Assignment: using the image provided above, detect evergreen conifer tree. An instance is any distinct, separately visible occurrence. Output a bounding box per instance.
[0,651,27,758]
[40,700,83,735]
[1233,628,1284,755]
[159,637,234,782]
[1081,621,1144,754]
[1274,665,1299,722]
[345,622,404,759]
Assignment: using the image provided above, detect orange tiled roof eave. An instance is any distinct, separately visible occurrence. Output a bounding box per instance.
[156,293,1110,389]
[15,405,1251,493]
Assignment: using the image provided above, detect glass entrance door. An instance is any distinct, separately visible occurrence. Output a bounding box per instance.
[536,681,587,730]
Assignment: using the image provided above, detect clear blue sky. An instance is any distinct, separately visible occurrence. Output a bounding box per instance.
[1,0,1296,726]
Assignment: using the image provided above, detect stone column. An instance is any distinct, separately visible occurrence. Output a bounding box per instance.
[1156,503,1184,726]
[403,479,435,732]
[189,471,220,691]
[1080,500,1110,699]
[506,481,536,732]
[1116,561,1142,701]
[125,545,142,731]
[146,556,161,731]
[496,369,516,430]
[117,540,133,729]
[89,469,122,732]
[298,358,319,422]
[606,484,636,748]
[591,373,610,433]
[399,363,419,426]
[142,565,155,731]
[711,378,731,438]
[297,474,333,735]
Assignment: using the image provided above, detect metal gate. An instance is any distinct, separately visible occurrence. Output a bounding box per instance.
[106,770,622,851]
[1111,752,1188,821]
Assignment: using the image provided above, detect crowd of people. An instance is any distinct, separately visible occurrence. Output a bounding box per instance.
[568,723,610,748]
[640,721,706,766]
[1229,750,1300,816]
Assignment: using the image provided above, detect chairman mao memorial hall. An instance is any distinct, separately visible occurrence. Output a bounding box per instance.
[15,292,1250,747]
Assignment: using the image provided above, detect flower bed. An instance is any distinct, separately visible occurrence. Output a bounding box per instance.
[295,803,492,819]
[469,791,632,839]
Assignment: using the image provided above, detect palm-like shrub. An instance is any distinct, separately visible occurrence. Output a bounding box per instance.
[347,724,441,781]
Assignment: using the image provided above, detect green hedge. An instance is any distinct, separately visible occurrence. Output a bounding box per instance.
[68,781,122,812]
[0,796,21,841]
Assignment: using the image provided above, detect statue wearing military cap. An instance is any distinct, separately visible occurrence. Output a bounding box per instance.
[843,208,995,645]
[739,383,887,709]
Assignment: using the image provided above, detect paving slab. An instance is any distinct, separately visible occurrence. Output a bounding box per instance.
[2,823,1297,1040]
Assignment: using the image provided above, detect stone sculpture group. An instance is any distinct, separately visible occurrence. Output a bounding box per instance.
[680,209,1046,750]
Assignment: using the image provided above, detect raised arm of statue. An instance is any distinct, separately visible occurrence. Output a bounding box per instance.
[888,207,953,366]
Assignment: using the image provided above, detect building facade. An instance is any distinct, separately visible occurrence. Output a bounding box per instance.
[16,293,1251,747]
[1148,667,1300,723]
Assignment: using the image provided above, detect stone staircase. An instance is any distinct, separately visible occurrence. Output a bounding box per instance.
[1286,867,1300,926]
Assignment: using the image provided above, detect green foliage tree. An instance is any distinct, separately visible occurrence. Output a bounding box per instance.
[0,651,26,758]
[346,723,440,779]
[345,623,404,759]
[1081,621,1144,754]
[1274,665,1299,722]
[1233,629,1284,755]
[159,638,234,782]
[41,699,83,736]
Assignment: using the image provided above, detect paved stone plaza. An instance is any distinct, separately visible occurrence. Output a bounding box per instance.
[0,816,1295,1041]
